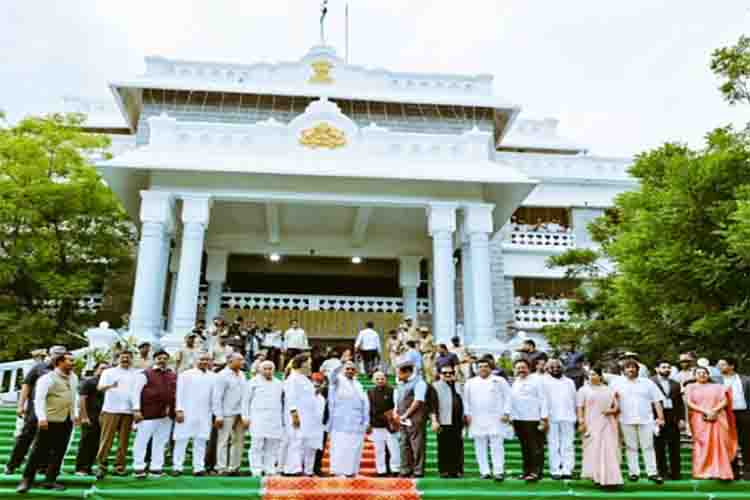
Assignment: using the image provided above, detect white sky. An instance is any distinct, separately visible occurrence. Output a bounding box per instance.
[1,0,748,156]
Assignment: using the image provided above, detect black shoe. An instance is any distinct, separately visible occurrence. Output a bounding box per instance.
[628,474,639,482]
[42,482,66,491]
[561,474,573,480]
[4,466,16,475]
[150,470,165,477]
[480,474,492,480]
[171,470,182,477]
[399,472,413,478]
[648,475,664,485]
[414,473,424,478]
[193,471,206,477]
[551,474,562,480]
[134,470,147,479]
[96,470,107,480]
[494,474,505,482]
[16,479,32,494]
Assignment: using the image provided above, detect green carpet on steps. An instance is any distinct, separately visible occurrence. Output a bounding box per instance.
[0,372,747,499]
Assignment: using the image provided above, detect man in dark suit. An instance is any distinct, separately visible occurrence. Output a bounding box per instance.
[652,361,685,480]
[718,357,750,481]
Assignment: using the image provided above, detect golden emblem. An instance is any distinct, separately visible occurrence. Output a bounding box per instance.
[309,60,333,84]
[299,123,347,149]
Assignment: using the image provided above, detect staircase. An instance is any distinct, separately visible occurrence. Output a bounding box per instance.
[0,373,746,499]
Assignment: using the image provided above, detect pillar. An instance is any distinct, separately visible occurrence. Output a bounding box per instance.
[427,204,457,344]
[129,191,174,344]
[464,205,500,352]
[460,233,474,346]
[399,256,421,321]
[204,249,229,323]
[165,195,212,349]
[166,246,180,333]
[153,235,172,335]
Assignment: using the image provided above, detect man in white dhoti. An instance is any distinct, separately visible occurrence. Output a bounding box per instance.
[284,354,324,476]
[172,352,215,476]
[540,358,577,480]
[464,358,512,481]
[327,353,370,477]
[212,353,247,475]
[243,360,284,477]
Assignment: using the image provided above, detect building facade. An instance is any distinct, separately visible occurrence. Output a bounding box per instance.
[71,44,635,353]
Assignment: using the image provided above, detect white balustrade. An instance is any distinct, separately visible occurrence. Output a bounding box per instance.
[505,230,576,249]
[198,292,430,315]
[39,294,104,314]
[514,304,571,329]
[495,151,633,183]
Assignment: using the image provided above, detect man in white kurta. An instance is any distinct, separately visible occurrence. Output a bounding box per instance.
[327,357,370,477]
[243,360,284,476]
[172,352,215,476]
[284,354,324,476]
[463,358,512,480]
[284,320,309,359]
[354,322,382,375]
[540,359,577,479]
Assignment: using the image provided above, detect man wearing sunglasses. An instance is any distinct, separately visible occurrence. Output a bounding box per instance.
[430,367,465,478]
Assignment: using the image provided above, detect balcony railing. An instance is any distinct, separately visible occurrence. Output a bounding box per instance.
[514,304,571,329]
[505,230,576,249]
[198,292,431,315]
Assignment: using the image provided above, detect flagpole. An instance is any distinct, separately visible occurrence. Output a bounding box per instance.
[345,3,350,63]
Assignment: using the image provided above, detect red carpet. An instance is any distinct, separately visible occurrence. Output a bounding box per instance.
[321,435,378,477]
[263,476,419,500]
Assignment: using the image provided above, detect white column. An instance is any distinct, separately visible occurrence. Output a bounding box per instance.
[129,191,174,344]
[427,204,457,344]
[399,256,421,321]
[166,246,180,333]
[460,236,474,346]
[464,205,499,352]
[204,249,229,323]
[153,236,172,335]
[165,196,212,349]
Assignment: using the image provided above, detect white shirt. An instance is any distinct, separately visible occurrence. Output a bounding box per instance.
[511,375,548,421]
[463,375,512,438]
[98,366,138,414]
[355,328,381,352]
[243,375,285,440]
[541,374,577,422]
[262,330,283,349]
[34,369,79,421]
[284,328,309,350]
[174,368,215,440]
[611,376,664,425]
[655,376,673,409]
[212,368,247,418]
[723,374,747,411]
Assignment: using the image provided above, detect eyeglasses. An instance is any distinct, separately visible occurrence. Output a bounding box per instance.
[441,371,454,376]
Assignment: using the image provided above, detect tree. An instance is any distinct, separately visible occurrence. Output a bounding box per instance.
[545,128,750,366]
[0,113,136,360]
[711,35,750,105]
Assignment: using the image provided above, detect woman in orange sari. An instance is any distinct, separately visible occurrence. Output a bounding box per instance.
[685,366,737,480]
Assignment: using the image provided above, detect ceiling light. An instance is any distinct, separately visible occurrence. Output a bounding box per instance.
[269,253,281,262]
[351,256,362,264]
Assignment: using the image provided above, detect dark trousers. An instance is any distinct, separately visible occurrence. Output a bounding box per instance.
[75,420,101,472]
[205,417,218,472]
[23,419,73,482]
[399,421,426,476]
[360,350,380,375]
[437,424,464,476]
[514,420,545,477]
[733,410,750,479]
[8,413,46,471]
[655,410,681,480]
[314,432,328,476]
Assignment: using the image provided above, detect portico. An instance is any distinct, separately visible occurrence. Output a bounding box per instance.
[97,44,536,352]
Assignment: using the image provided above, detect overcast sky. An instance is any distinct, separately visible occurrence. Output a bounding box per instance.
[1,1,748,156]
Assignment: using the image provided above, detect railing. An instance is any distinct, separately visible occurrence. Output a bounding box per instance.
[198,292,431,315]
[39,294,104,314]
[514,304,571,329]
[0,347,95,403]
[504,230,576,249]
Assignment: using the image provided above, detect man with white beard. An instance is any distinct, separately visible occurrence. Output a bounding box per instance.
[284,354,324,476]
[243,360,284,477]
[327,352,370,477]
[172,352,215,476]
[540,358,577,480]
[463,358,512,481]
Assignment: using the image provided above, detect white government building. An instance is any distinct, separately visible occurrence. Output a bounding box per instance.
[68,43,635,354]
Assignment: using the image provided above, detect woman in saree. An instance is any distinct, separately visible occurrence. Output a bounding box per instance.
[576,365,623,490]
[685,366,737,480]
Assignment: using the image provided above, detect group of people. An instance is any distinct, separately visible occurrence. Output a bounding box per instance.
[510,216,571,234]
[5,319,750,495]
